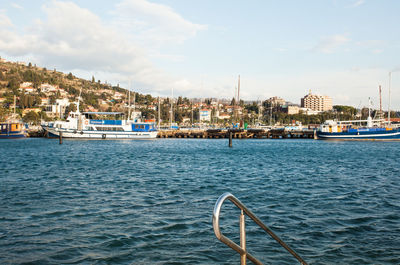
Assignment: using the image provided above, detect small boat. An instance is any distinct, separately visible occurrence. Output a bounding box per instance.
[1,96,27,139]
[0,120,26,139]
[42,98,157,139]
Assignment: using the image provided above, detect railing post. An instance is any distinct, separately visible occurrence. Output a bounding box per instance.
[240,209,246,265]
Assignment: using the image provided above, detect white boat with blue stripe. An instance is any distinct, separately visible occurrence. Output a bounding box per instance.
[317,116,400,140]
[43,107,157,140]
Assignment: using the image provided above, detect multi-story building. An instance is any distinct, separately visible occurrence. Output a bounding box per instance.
[301,91,332,111]
[199,109,211,122]
[266,96,286,106]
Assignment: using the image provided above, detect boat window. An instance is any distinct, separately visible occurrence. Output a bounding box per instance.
[140,125,145,129]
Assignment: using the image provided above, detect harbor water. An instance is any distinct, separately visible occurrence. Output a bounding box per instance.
[1,138,399,264]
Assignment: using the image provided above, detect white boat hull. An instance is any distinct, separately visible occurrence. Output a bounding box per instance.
[45,127,157,139]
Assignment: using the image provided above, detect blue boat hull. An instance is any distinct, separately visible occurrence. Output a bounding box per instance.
[317,128,400,140]
[0,133,26,139]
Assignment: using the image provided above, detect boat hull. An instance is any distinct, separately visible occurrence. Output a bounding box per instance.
[44,127,157,139]
[0,133,26,139]
[317,128,400,140]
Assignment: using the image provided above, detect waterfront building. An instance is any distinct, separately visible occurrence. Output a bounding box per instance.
[301,91,332,111]
[199,109,211,122]
[44,98,70,118]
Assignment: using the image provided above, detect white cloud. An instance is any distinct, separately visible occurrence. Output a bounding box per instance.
[113,0,207,46]
[313,34,350,54]
[11,3,23,9]
[0,0,206,96]
[0,12,12,28]
[372,49,383,54]
[351,0,365,8]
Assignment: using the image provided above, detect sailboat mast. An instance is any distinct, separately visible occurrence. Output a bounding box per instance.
[170,87,173,128]
[388,72,391,124]
[379,85,382,114]
[237,75,240,104]
[158,96,161,129]
[128,80,131,121]
[238,75,240,123]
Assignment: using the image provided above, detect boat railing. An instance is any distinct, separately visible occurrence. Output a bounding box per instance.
[213,192,308,265]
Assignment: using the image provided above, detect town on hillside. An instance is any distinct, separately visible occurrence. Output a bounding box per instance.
[0,58,398,128]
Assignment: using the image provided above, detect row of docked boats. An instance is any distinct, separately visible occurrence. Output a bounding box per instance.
[1,98,399,140]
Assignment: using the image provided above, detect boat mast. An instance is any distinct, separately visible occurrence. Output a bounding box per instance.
[128,80,131,121]
[238,75,240,124]
[76,88,82,114]
[388,72,391,124]
[170,87,173,128]
[191,99,193,126]
[379,85,382,115]
[158,96,161,129]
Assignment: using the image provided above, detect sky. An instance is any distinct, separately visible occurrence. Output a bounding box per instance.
[0,0,400,109]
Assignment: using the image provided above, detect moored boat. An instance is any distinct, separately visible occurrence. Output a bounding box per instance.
[317,116,400,140]
[42,99,157,139]
[0,120,26,139]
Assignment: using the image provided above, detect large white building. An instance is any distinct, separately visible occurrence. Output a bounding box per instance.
[301,91,332,111]
[45,98,70,118]
[199,109,211,122]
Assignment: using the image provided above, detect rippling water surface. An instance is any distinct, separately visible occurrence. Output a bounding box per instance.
[0,138,399,264]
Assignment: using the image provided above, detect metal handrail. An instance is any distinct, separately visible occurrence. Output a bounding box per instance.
[213,193,308,265]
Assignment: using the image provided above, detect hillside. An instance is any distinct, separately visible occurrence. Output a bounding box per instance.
[0,58,160,123]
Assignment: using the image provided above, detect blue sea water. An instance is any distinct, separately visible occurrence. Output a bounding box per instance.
[0,138,399,265]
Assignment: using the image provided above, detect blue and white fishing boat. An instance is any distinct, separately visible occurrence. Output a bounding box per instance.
[318,93,400,140]
[42,99,157,139]
[317,117,400,140]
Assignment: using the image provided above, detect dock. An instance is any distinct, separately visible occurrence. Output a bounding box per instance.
[158,128,316,139]
[28,128,316,139]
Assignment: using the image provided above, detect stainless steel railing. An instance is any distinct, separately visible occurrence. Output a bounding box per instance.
[212,192,308,265]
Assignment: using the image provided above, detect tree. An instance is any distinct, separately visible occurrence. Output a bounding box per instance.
[65,103,77,116]
[23,111,40,124]
[67,72,74,80]
[49,95,56,105]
